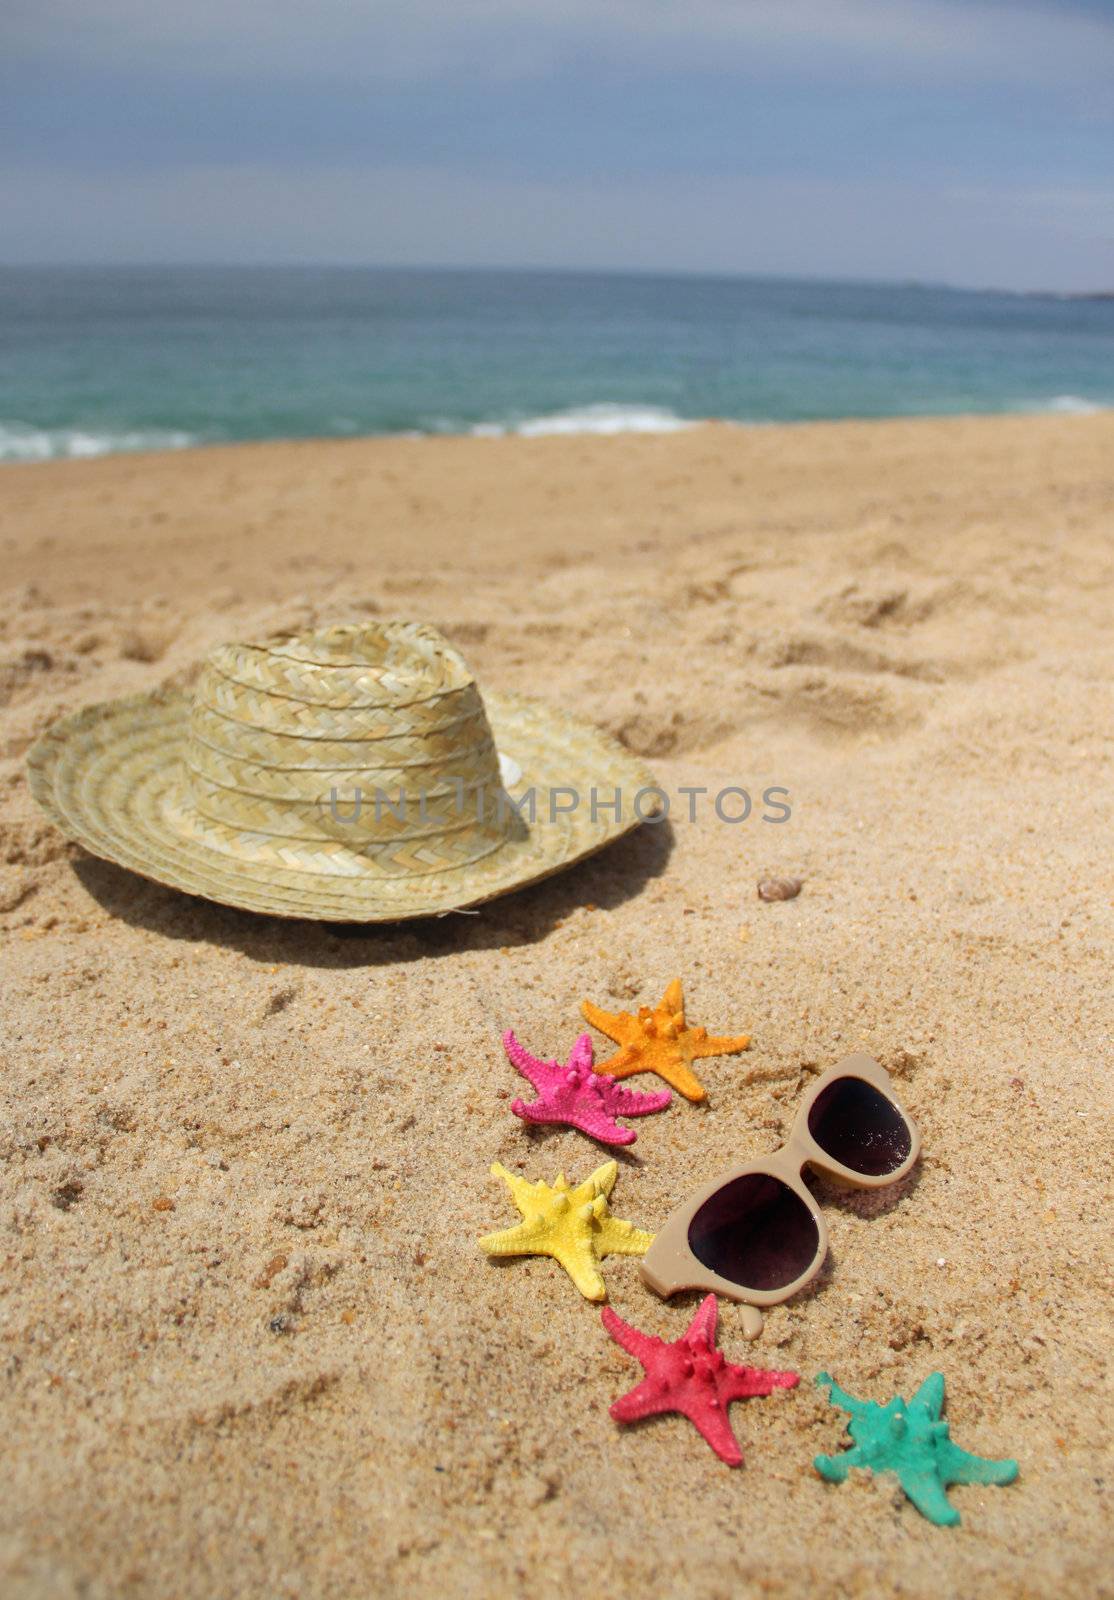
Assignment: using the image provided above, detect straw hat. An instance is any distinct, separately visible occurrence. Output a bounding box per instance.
[27,621,659,921]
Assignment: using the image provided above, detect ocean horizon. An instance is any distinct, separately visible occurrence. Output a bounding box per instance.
[2,263,1112,463]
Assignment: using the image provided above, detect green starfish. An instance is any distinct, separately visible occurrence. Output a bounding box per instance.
[814,1371,1018,1526]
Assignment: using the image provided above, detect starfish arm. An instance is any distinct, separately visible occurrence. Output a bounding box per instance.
[689,1032,751,1059]
[814,1449,856,1483]
[548,1237,607,1301]
[687,1293,719,1345]
[574,1112,637,1145]
[684,1401,744,1467]
[601,1305,659,1366]
[723,1365,800,1401]
[662,978,685,1014]
[478,1218,547,1258]
[569,1032,595,1072]
[899,1469,962,1527]
[581,999,627,1046]
[592,1046,644,1082]
[488,1162,539,1214]
[659,1057,708,1102]
[609,1375,670,1425]
[502,1030,554,1093]
[816,1373,870,1419]
[937,1441,1019,1487]
[511,1096,557,1125]
[609,1081,673,1117]
[911,1372,946,1420]
[596,1218,654,1257]
[570,1159,619,1205]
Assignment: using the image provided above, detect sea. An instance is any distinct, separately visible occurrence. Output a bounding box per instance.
[1,265,1111,461]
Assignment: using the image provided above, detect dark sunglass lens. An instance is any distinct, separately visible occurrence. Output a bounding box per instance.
[687,1174,820,1291]
[807,1077,911,1176]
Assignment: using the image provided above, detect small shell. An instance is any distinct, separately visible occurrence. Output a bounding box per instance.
[757,875,803,902]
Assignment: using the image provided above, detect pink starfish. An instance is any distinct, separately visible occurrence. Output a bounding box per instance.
[504,1030,672,1146]
[602,1294,799,1465]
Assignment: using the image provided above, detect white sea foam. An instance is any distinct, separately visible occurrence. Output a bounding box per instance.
[471,403,700,438]
[0,421,197,463]
[1015,395,1108,416]
[1046,394,1106,415]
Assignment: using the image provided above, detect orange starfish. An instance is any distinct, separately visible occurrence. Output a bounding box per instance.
[581,978,750,1102]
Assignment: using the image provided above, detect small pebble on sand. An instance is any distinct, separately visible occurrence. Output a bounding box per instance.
[757,875,803,901]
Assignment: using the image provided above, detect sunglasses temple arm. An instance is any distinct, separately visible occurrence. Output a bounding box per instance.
[739,1304,765,1340]
[640,1258,767,1338]
[638,1255,677,1299]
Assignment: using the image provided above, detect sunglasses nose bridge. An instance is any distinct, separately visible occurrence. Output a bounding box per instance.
[765,1144,808,1181]
[794,1125,835,1175]
[750,1151,828,1270]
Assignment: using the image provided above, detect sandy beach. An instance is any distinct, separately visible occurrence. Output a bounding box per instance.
[1,412,1111,1598]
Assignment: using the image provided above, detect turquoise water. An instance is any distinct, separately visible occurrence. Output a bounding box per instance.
[1,266,1111,460]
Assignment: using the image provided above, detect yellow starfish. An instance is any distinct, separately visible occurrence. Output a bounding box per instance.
[582,977,750,1102]
[479,1160,653,1302]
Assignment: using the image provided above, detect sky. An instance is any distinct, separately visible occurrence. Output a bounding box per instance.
[2,0,1113,290]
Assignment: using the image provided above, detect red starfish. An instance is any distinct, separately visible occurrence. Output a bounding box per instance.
[602,1294,799,1465]
[504,1030,672,1145]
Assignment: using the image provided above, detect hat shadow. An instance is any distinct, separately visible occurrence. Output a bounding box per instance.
[70,818,675,968]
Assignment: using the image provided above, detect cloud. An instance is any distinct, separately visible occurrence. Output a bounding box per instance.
[7,0,1114,92]
[1,159,1110,290]
[3,2,1109,285]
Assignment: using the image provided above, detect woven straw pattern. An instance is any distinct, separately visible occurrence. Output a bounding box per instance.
[186,704,494,770]
[183,622,509,870]
[27,621,657,921]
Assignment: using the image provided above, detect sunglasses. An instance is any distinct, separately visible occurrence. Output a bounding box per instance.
[640,1053,920,1339]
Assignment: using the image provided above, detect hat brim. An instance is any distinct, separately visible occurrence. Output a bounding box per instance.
[27,687,658,921]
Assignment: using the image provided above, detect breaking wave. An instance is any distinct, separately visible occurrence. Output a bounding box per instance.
[1014,395,1108,416]
[0,421,197,462]
[468,403,700,437]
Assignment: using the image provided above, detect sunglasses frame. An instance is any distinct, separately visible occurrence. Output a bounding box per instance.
[640,1053,920,1335]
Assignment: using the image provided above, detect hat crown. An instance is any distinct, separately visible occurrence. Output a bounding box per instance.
[183,621,512,875]
[208,619,476,706]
